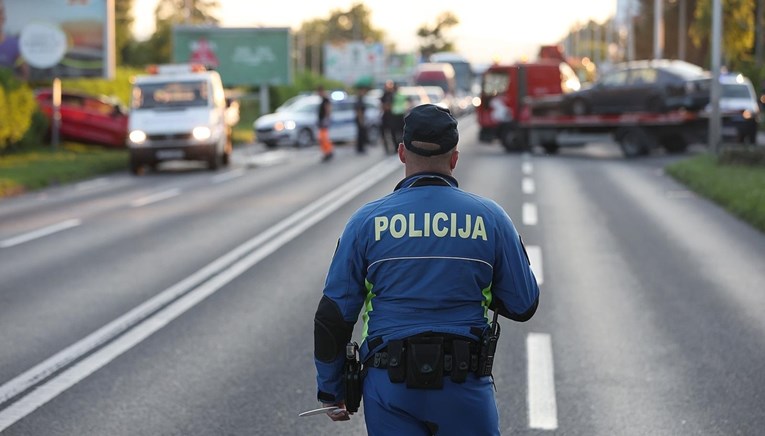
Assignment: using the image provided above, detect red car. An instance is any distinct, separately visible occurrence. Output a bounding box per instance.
[35,89,129,148]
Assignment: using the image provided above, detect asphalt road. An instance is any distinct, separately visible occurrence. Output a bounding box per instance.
[1,117,764,435]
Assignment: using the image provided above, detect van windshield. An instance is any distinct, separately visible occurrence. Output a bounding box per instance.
[132,81,210,109]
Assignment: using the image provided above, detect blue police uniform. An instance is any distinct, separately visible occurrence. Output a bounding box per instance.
[313,105,539,435]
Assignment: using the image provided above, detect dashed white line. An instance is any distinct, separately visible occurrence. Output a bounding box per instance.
[525,245,543,284]
[522,162,533,175]
[522,177,535,194]
[211,169,245,184]
[523,203,538,226]
[527,332,558,430]
[0,219,82,248]
[130,188,181,208]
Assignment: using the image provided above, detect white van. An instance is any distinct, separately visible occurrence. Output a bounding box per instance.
[127,64,233,174]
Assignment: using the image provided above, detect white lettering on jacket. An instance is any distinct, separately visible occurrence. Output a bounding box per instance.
[374,213,487,241]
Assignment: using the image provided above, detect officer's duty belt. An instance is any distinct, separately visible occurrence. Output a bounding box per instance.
[363,334,481,384]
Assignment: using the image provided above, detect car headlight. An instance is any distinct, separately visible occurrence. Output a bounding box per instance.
[284,120,296,130]
[742,110,753,120]
[129,130,147,144]
[192,126,212,141]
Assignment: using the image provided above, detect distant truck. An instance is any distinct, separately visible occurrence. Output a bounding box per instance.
[127,64,235,174]
[477,60,713,157]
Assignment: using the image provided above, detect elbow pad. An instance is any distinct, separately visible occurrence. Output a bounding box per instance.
[491,295,539,322]
[314,296,354,363]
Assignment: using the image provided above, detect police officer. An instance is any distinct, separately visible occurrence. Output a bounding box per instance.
[313,104,539,435]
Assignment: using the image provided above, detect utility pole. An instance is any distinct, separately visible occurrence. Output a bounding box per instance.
[678,0,687,61]
[709,0,722,155]
[653,0,664,59]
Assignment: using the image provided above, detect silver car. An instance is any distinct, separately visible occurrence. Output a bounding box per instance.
[253,93,381,149]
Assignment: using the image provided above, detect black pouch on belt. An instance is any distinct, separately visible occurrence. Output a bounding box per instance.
[450,340,471,383]
[386,340,406,383]
[406,336,444,389]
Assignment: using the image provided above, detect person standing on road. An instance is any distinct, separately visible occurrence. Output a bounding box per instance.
[355,85,369,154]
[312,104,540,435]
[317,85,334,162]
[379,80,397,154]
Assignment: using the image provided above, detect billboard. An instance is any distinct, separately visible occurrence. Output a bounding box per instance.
[2,0,115,79]
[172,26,291,87]
[324,41,385,87]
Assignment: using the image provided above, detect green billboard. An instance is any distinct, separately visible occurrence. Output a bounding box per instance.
[172,26,291,87]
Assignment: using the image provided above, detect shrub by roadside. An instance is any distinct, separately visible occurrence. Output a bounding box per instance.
[666,151,765,233]
[0,68,36,151]
[0,143,127,198]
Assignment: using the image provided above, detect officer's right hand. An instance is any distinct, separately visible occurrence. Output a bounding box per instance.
[323,402,351,421]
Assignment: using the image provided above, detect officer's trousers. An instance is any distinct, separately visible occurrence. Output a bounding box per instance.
[363,368,500,436]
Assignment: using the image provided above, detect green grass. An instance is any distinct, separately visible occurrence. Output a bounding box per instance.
[0,143,128,198]
[666,153,765,233]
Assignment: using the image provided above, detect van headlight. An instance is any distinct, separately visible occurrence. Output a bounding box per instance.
[129,130,147,144]
[192,126,212,141]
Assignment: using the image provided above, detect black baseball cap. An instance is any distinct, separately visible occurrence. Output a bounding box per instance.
[402,104,459,156]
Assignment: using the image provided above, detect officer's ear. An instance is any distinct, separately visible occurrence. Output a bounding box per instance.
[398,143,406,163]
[449,150,459,170]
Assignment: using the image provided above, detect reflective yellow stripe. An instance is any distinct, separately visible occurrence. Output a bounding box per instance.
[361,279,376,341]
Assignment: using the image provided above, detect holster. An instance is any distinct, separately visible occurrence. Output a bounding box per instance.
[405,336,444,390]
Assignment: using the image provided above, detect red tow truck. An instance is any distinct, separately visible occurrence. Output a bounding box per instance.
[477,60,711,157]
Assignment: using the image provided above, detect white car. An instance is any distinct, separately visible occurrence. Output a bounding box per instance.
[715,74,760,144]
[254,92,381,149]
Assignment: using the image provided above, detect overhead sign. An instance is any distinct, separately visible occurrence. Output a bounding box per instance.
[3,0,115,79]
[172,26,292,87]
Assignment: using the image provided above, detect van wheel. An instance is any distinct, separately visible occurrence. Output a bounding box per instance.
[208,151,220,171]
[129,157,143,176]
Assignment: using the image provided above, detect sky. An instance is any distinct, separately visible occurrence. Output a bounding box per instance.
[132,0,617,66]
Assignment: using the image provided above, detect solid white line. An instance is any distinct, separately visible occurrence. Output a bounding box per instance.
[211,169,245,184]
[525,245,543,285]
[527,333,558,430]
[0,219,82,248]
[522,203,538,226]
[0,158,402,430]
[129,188,181,207]
[522,162,533,175]
[522,177,535,195]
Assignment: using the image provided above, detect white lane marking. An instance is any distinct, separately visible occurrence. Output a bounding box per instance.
[527,333,558,430]
[0,158,402,429]
[211,169,245,184]
[129,188,181,208]
[525,245,543,285]
[75,178,110,192]
[522,203,538,226]
[245,150,291,167]
[522,177,535,195]
[522,162,533,175]
[0,219,82,248]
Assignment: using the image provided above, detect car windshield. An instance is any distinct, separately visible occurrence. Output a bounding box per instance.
[722,83,753,99]
[132,81,210,109]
